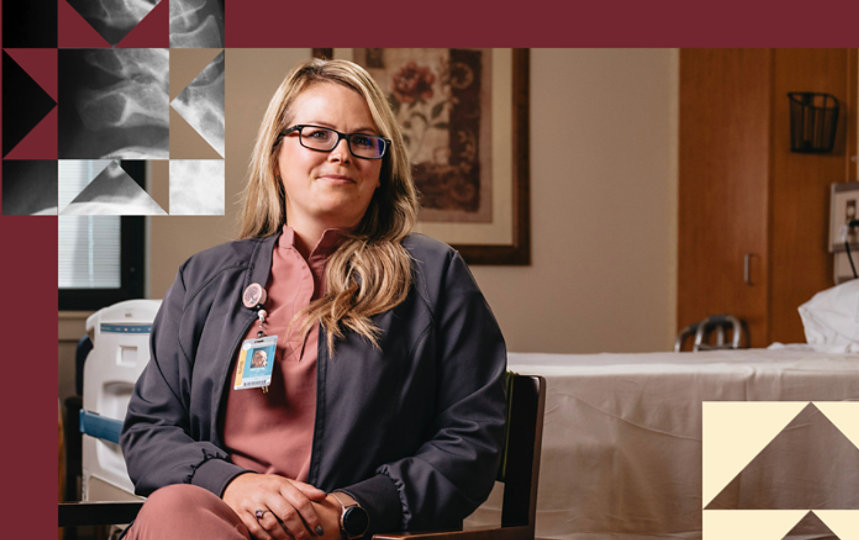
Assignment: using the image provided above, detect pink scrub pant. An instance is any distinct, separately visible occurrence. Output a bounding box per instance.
[124,484,251,539]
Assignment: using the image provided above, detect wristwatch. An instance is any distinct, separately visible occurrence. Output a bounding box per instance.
[331,491,369,540]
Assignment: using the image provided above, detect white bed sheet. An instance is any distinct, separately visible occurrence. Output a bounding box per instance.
[465,348,859,539]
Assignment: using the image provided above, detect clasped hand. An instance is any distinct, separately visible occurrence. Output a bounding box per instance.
[222,472,342,540]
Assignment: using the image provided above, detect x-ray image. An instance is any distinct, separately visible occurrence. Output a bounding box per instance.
[171,51,224,156]
[66,0,161,46]
[59,48,169,159]
[2,160,57,215]
[169,159,223,214]
[171,0,224,48]
[60,160,165,215]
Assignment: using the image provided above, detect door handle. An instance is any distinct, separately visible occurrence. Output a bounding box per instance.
[744,253,753,286]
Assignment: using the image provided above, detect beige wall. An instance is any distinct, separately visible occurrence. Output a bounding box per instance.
[472,49,679,353]
[147,48,680,354]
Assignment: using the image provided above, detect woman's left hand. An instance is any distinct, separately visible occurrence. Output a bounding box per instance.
[222,472,328,540]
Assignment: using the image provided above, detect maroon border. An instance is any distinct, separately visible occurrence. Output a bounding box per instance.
[225,0,859,48]
[4,0,859,538]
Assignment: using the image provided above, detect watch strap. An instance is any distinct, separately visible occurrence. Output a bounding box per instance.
[332,491,368,540]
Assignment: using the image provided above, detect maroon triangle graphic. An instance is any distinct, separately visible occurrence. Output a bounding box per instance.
[3,48,58,101]
[58,0,111,49]
[5,107,58,160]
[117,0,168,48]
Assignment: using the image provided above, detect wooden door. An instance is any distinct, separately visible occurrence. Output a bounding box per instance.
[678,49,772,347]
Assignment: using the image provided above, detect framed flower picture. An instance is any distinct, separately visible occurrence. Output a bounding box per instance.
[314,48,530,265]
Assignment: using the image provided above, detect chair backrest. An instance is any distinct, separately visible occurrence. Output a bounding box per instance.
[498,373,547,531]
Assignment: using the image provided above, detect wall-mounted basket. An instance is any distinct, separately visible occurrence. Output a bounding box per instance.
[788,92,840,153]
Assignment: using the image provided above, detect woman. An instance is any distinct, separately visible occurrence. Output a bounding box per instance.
[120,58,507,540]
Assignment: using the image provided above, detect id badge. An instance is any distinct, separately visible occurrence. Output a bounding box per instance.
[234,334,277,390]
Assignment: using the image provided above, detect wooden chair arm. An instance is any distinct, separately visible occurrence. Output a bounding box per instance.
[58,501,143,527]
[373,525,532,540]
[59,503,532,540]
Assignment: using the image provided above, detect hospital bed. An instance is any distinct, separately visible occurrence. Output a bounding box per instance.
[465,348,859,539]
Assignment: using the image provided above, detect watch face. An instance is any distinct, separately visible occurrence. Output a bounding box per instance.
[343,506,369,537]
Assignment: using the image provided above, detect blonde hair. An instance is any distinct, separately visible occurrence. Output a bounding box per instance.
[240,58,419,352]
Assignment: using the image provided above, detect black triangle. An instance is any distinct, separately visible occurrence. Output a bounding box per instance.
[780,511,839,540]
[118,161,146,188]
[706,403,859,510]
[2,52,56,157]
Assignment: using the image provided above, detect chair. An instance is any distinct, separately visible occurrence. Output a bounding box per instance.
[59,374,547,540]
[674,314,746,352]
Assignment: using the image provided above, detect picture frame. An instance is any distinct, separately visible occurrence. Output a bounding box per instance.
[314,48,530,265]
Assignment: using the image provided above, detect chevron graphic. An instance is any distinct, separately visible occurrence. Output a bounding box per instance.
[2,51,57,157]
[170,50,224,157]
[115,0,169,48]
[4,48,57,100]
[703,401,859,540]
[65,0,163,47]
[58,0,112,48]
[3,49,58,159]
[60,160,165,215]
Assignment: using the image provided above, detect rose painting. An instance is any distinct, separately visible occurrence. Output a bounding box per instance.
[353,48,492,223]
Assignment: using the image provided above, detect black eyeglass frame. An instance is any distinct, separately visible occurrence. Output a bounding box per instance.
[275,124,392,160]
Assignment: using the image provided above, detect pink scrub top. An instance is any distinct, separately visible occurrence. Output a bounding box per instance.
[221,226,345,481]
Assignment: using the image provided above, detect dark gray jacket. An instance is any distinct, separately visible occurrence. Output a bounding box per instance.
[119,231,507,534]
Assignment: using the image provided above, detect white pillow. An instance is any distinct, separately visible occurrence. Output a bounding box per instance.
[798,279,859,352]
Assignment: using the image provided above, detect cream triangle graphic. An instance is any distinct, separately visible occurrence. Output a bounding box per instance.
[815,402,859,450]
[60,160,166,215]
[702,402,807,507]
[170,51,225,157]
[814,510,859,539]
[702,509,807,540]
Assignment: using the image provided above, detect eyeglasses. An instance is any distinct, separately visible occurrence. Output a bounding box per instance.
[276,124,391,160]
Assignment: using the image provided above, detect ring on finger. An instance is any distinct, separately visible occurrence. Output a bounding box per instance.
[254,508,269,520]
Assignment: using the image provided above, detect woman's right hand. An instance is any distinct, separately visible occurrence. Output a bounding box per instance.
[222,472,328,540]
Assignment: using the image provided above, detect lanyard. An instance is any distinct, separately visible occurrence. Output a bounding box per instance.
[238,283,273,393]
